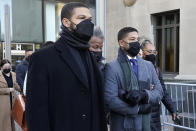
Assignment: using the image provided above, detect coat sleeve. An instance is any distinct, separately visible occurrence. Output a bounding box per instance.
[158,68,177,113]
[145,63,163,104]
[0,88,11,95]
[25,52,50,131]
[104,63,139,115]
[12,72,21,93]
[15,64,25,90]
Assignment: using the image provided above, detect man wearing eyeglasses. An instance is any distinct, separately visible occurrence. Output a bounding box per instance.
[141,39,179,131]
[141,40,158,65]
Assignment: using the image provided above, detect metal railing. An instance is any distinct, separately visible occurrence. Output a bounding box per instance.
[161,82,196,131]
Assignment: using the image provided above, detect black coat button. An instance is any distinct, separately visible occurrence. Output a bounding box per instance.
[82,114,87,119]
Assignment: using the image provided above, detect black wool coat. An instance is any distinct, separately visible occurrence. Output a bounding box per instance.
[25,37,106,131]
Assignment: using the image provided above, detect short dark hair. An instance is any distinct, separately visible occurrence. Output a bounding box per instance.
[117,27,138,41]
[61,2,89,21]
[0,59,11,67]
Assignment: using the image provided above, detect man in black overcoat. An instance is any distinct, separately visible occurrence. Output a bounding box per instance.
[26,2,106,131]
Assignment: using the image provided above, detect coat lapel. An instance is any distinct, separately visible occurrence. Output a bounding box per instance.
[54,38,89,89]
[137,56,146,82]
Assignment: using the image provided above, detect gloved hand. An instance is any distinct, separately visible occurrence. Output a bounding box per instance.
[118,89,134,105]
[124,90,141,105]
[139,90,149,104]
[118,88,126,98]
[138,104,151,114]
[125,90,149,105]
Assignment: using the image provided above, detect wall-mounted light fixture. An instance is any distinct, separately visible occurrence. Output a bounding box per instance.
[123,0,136,7]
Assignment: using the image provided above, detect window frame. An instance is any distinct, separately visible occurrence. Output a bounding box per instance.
[153,10,180,74]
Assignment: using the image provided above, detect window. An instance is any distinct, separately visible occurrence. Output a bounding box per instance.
[153,10,180,73]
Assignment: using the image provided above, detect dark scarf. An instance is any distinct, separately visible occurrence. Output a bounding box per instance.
[59,26,106,131]
[117,48,139,92]
[117,48,151,131]
[59,25,90,50]
[79,50,107,131]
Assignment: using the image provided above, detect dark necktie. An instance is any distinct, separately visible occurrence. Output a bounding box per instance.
[130,59,138,78]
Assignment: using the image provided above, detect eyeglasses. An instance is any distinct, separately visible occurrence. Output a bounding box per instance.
[143,50,158,55]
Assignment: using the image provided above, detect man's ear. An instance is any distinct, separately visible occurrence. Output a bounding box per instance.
[62,18,71,28]
[119,40,124,47]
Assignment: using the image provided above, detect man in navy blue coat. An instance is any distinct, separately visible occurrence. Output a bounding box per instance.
[15,49,33,90]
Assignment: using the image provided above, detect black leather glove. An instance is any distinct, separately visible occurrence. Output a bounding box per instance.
[118,89,126,98]
[118,89,134,106]
[139,90,149,104]
[125,90,149,105]
[125,90,141,105]
[138,104,151,114]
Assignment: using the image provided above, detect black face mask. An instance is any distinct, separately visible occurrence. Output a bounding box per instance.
[91,51,103,62]
[126,41,141,57]
[71,19,94,42]
[3,68,11,74]
[145,54,156,65]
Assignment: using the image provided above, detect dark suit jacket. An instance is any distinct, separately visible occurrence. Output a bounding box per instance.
[25,37,106,131]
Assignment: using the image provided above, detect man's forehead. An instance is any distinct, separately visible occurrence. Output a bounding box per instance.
[72,7,92,17]
[126,31,139,38]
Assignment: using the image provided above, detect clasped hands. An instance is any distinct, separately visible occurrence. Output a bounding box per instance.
[119,89,151,114]
[122,89,148,105]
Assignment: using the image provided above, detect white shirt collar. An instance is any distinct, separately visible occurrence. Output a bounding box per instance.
[127,55,136,60]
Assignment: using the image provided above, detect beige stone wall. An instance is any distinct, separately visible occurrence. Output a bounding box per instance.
[106,0,196,80]
[106,0,128,62]
[176,0,196,79]
[106,0,151,62]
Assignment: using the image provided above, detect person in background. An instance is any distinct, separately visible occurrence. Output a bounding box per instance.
[89,27,112,127]
[0,59,21,131]
[89,26,105,75]
[23,41,54,96]
[16,49,33,90]
[141,39,178,131]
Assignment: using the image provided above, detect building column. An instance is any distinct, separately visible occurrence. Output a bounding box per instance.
[96,0,107,59]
